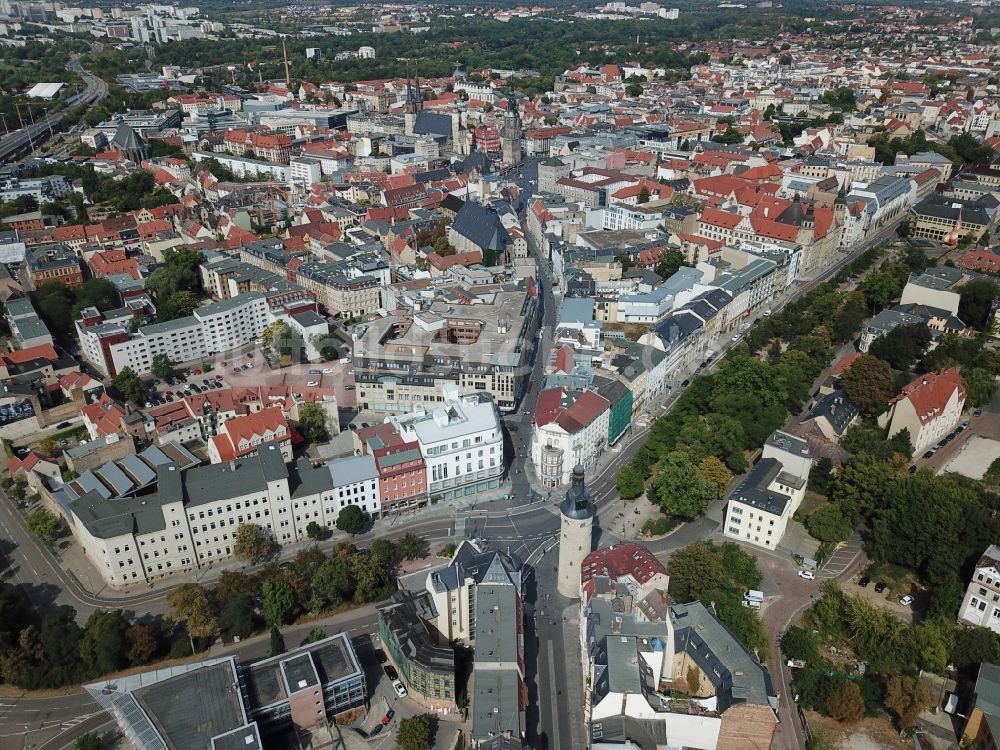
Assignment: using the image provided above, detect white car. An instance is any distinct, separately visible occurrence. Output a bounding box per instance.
[322,368,333,374]
[899,595,914,606]
[306,380,319,387]
[392,679,407,698]
[798,569,816,580]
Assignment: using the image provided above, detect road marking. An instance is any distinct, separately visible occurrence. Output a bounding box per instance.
[546,643,562,750]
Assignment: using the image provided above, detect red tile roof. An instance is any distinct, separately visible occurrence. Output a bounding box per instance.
[581,543,668,586]
[533,387,609,433]
[699,207,742,230]
[211,407,290,461]
[1,343,59,364]
[830,352,862,378]
[890,367,966,425]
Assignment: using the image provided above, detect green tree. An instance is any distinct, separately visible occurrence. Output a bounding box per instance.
[636,186,650,204]
[125,623,158,666]
[166,583,218,639]
[713,126,742,145]
[397,532,426,560]
[625,83,643,97]
[35,281,76,336]
[396,714,433,750]
[697,455,732,498]
[75,732,112,750]
[232,523,271,564]
[145,248,203,301]
[985,456,1000,489]
[869,323,932,370]
[616,464,646,500]
[26,507,60,540]
[780,625,820,663]
[841,354,894,416]
[826,681,865,723]
[150,353,174,380]
[72,278,117,319]
[112,366,147,406]
[312,555,354,606]
[297,403,330,443]
[951,626,1000,668]
[959,278,999,330]
[336,504,365,534]
[667,542,723,603]
[261,320,292,352]
[860,268,905,311]
[655,249,686,280]
[306,521,324,541]
[158,290,201,321]
[808,456,834,497]
[269,625,286,656]
[962,367,997,408]
[80,609,129,676]
[262,579,299,626]
[649,451,715,520]
[805,503,853,544]
[219,592,256,640]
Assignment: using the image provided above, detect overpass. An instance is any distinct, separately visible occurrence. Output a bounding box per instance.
[0,57,108,165]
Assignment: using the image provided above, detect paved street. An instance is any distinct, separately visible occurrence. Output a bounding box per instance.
[0,606,380,750]
[0,186,899,749]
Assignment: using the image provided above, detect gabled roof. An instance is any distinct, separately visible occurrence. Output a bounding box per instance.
[450,201,512,252]
[890,367,965,425]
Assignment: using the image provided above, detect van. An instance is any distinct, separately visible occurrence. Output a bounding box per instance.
[743,589,764,604]
[742,599,761,610]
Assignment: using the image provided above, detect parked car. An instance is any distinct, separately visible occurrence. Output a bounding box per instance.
[56,421,73,429]
[798,569,815,580]
[368,725,383,738]
[874,582,887,593]
[858,576,870,587]
[975,409,983,417]
[383,664,398,681]
[345,385,355,391]
[308,369,322,375]
[322,368,333,374]
[922,451,933,459]
[392,680,407,698]
[374,649,388,665]
[216,374,224,381]
[899,595,914,606]
[307,380,319,387]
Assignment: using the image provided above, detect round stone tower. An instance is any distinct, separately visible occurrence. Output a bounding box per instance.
[557,464,596,599]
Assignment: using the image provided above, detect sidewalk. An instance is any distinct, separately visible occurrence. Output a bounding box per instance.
[53,494,486,601]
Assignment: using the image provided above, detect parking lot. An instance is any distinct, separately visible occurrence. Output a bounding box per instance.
[349,634,460,749]
[916,407,993,474]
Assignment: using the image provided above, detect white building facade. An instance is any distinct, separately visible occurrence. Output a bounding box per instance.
[958,545,1000,634]
[388,387,505,503]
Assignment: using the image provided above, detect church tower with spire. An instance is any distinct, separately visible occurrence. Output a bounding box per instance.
[500,85,522,166]
[403,76,422,137]
[557,465,596,599]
